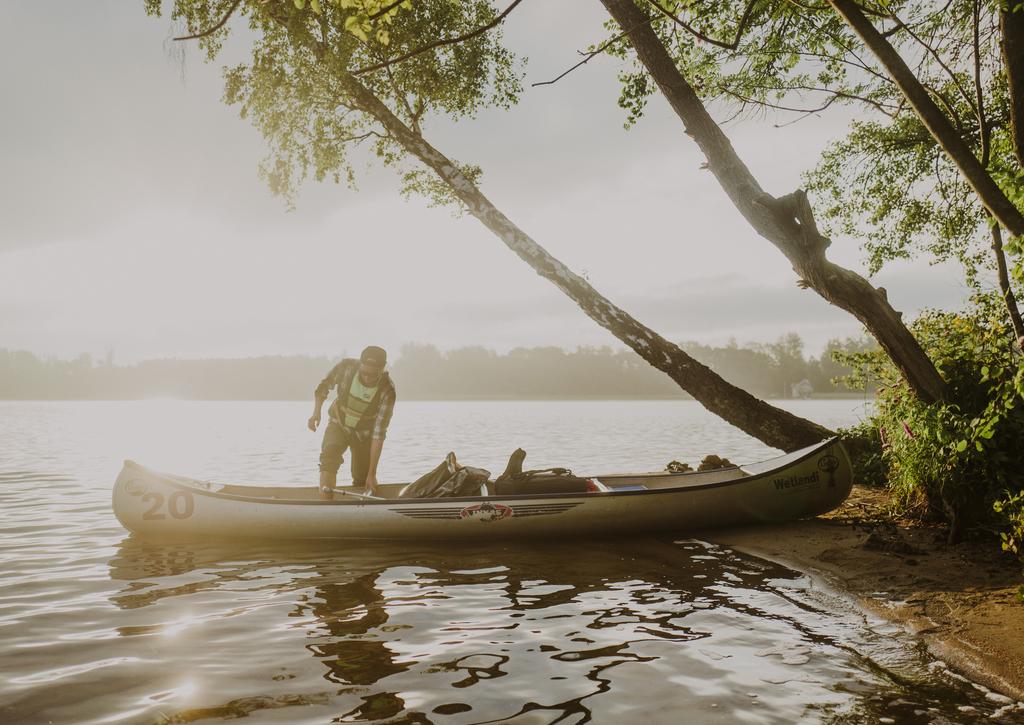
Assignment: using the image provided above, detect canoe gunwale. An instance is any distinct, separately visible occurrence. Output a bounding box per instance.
[120,437,846,507]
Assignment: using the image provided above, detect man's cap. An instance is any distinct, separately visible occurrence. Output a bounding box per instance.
[360,346,387,366]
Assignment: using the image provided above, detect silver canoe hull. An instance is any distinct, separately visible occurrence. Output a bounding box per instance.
[111,438,853,540]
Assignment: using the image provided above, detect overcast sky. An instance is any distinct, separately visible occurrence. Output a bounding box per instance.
[0,1,974,363]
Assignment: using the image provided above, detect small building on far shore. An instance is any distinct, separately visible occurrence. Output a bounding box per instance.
[791,378,813,399]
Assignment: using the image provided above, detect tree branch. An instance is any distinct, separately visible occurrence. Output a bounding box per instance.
[644,0,759,51]
[369,0,407,21]
[989,218,1024,348]
[351,0,526,76]
[719,87,841,118]
[721,82,900,118]
[1000,0,1024,166]
[531,20,652,88]
[173,0,243,41]
[972,0,990,167]
[828,0,1024,237]
[884,8,979,119]
[600,0,950,404]
[335,130,387,144]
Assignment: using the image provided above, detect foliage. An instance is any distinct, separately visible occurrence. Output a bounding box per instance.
[145,0,522,205]
[837,419,888,488]
[804,114,992,283]
[993,489,1024,591]
[845,295,1024,544]
[605,0,1021,288]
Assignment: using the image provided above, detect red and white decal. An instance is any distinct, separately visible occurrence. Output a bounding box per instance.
[459,502,514,522]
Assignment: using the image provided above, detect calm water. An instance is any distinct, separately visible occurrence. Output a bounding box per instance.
[1,399,1021,724]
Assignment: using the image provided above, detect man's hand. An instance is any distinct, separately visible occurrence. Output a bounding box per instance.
[365,473,380,496]
[307,413,321,432]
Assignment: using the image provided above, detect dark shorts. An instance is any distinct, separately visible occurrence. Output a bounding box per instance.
[319,421,371,486]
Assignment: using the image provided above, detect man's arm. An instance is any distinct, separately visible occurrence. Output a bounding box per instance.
[308,391,327,432]
[365,386,396,492]
[365,437,384,493]
[308,363,341,431]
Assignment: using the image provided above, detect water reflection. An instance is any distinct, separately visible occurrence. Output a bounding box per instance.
[104,537,1022,724]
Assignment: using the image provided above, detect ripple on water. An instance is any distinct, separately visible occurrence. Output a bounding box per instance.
[1,400,1022,724]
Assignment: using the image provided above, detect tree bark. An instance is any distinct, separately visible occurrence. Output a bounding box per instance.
[599,0,948,405]
[339,74,832,451]
[1001,2,1024,168]
[989,219,1024,347]
[828,0,1024,237]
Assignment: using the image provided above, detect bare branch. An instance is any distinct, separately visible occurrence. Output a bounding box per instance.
[721,83,900,118]
[334,130,388,144]
[720,87,841,121]
[972,0,991,166]
[644,0,759,51]
[531,20,652,88]
[885,10,979,118]
[352,0,526,76]
[174,0,243,41]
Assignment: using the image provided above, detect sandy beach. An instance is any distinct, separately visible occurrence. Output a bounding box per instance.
[709,486,1024,702]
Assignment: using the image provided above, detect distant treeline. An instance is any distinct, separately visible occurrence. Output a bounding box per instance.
[0,335,874,400]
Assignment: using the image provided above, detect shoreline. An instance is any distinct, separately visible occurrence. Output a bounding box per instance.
[707,486,1024,702]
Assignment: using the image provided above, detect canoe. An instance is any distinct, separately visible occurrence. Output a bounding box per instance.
[112,437,852,540]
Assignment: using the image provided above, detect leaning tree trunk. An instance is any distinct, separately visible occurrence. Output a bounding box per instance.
[828,0,1024,238]
[833,0,1024,350]
[338,74,831,451]
[1001,2,1024,168]
[989,220,1024,347]
[600,0,948,405]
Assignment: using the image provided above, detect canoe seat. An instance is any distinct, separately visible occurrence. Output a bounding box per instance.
[607,483,646,492]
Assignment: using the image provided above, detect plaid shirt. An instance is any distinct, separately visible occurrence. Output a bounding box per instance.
[315,358,396,440]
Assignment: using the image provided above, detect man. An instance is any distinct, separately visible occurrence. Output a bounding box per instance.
[308,346,396,498]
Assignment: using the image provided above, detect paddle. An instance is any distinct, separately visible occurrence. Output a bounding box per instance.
[331,488,385,501]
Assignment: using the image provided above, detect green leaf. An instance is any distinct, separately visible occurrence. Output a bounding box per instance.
[955,439,968,452]
[344,14,369,41]
[294,0,306,8]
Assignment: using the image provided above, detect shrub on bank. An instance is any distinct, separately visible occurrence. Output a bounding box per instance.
[839,296,1024,555]
[837,420,888,489]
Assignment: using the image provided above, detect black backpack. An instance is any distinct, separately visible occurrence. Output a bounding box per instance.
[398,452,491,498]
[492,448,594,496]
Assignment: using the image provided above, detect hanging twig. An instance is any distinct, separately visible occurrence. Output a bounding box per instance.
[532,19,654,87]
[174,0,244,41]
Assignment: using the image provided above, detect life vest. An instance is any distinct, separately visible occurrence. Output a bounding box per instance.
[327,360,394,432]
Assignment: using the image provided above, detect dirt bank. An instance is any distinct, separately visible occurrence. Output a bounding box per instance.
[707,485,1024,701]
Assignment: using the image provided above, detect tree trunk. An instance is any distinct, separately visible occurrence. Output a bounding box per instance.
[828,0,1024,238]
[1001,3,1024,168]
[990,220,1024,348]
[599,0,948,405]
[339,74,832,451]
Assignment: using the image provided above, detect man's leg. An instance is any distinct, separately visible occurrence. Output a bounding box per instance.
[319,422,352,498]
[350,432,372,490]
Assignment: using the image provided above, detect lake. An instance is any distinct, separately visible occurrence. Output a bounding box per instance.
[1,399,1020,723]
